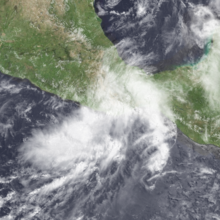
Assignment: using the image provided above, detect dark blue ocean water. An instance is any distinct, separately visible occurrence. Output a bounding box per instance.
[0,72,220,219]
[94,0,218,72]
[1,0,220,219]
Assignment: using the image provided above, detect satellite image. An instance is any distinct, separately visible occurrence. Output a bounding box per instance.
[0,0,220,219]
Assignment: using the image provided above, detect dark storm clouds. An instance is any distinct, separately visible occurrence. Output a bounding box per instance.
[1,72,220,219]
[94,0,220,72]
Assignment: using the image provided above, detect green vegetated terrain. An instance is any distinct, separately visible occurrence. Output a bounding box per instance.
[0,0,112,103]
[153,67,210,145]
[0,0,220,147]
[153,39,220,147]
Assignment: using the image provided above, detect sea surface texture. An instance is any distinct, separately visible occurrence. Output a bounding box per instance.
[0,72,220,219]
[94,0,219,72]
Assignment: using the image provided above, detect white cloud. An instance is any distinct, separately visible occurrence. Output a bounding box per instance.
[106,0,122,9]
[193,27,220,111]
[13,54,177,215]
[190,5,219,48]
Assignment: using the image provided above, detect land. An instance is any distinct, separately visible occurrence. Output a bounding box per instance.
[0,0,112,104]
[0,0,220,147]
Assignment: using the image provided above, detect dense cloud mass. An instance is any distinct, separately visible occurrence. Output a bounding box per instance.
[94,0,220,72]
[0,72,220,219]
[1,1,220,219]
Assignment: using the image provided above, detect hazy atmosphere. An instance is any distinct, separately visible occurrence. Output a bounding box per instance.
[1,0,220,219]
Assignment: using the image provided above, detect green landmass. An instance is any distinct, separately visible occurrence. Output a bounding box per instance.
[0,0,112,104]
[0,0,220,147]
